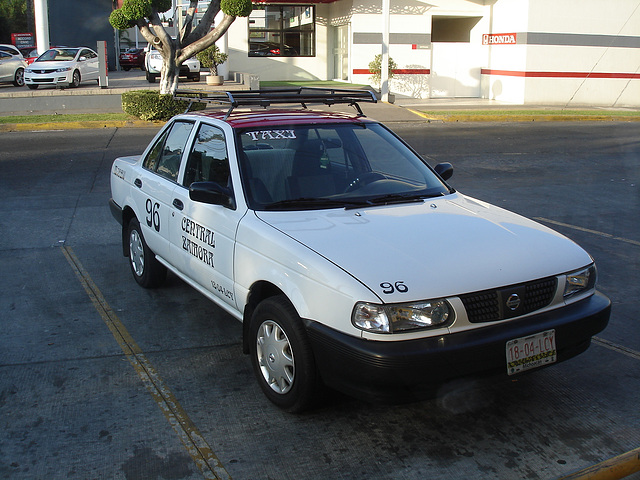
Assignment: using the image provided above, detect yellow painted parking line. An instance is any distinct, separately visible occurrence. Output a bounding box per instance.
[557,446,640,480]
[61,246,231,480]
[592,337,640,361]
[534,217,640,247]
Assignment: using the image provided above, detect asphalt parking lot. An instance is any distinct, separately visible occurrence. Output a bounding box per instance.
[0,86,639,479]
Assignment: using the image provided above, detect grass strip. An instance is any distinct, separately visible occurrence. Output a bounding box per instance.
[0,113,131,124]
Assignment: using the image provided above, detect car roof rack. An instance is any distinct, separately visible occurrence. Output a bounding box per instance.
[173,87,378,119]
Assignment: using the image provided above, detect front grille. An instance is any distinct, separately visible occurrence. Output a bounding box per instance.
[460,277,558,323]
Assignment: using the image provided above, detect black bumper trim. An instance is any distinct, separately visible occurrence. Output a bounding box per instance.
[109,198,123,226]
[306,292,611,402]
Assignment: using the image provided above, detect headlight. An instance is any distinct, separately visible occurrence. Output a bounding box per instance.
[352,299,452,334]
[55,67,71,72]
[564,264,596,298]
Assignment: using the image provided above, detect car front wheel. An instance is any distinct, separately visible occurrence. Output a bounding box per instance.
[70,70,80,88]
[13,67,24,87]
[127,218,167,288]
[250,296,321,412]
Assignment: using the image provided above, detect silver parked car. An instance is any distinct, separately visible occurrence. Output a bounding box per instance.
[25,47,99,89]
[0,50,26,86]
[0,44,25,58]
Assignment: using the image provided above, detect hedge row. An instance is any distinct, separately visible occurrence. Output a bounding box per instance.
[121,90,205,121]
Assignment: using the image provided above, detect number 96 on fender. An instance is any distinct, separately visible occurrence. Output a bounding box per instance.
[506,329,557,375]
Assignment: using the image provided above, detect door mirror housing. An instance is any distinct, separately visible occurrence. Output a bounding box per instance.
[189,181,236,209]
[434,162,454,181]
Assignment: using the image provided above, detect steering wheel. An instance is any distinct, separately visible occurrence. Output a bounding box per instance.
[344,172,386,193]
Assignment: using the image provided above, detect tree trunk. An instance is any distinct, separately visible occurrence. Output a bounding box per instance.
[159,55,180,94]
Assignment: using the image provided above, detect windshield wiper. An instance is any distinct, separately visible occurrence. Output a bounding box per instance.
[344,192,444,209]
[263,197,372,211]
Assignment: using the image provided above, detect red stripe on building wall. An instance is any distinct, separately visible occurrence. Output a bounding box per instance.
[481,69,640,79]
[353,68,430,75]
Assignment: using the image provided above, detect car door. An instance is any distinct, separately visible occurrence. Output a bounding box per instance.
[131,120,196,262]
[169,121,243,309]
[0,52,11,81]
[79,48,98,81]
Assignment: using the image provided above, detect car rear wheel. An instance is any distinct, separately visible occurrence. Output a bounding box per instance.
[249,296,321,412]
[70,70,80,88]
[127,218,167,288]
[146,71,157,83]
[13,68,24,87]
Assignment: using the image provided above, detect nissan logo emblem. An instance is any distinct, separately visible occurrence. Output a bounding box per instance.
[506,294,521,310]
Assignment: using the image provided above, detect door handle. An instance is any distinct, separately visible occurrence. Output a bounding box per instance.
[173,198,184,210]
[134,178,142,188]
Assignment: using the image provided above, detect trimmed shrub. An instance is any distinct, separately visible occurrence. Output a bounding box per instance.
[221,0,253,17]
[121,90,205,121]
[121,0,152,20]
[109,9,133,30]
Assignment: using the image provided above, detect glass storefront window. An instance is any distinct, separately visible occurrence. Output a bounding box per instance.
[248,5,315,57]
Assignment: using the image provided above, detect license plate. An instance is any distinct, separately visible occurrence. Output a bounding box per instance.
[506,329,556,375]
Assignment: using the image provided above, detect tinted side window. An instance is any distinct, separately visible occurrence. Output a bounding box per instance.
[143,121,194,182]
[183,123,230,187]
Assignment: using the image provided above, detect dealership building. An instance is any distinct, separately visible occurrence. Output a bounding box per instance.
[57,0,640,106]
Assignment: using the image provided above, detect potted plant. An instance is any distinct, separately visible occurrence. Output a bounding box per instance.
[196,44,229,86]
[368,54,397,101]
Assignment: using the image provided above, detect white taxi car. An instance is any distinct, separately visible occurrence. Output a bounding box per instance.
[109,89,610,412]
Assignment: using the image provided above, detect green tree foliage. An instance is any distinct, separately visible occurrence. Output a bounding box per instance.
[0,0,29,43]
[221,0,252,18]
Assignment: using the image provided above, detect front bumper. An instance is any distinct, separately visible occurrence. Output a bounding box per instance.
[25,70,72,86]
[147,62,199,76]
[306,292,611,402]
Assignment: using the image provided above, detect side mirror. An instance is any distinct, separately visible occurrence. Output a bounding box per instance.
[189,181,236,209]
[434,162,454,181]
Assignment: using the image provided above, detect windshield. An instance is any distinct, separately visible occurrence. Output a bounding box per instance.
[237,123,450,211]
[37,48,78,62]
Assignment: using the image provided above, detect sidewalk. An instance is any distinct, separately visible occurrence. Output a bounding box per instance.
[0,69,638,122]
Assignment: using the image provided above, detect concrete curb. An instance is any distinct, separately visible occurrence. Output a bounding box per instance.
[405,108,640,123]
[556,446,640,480]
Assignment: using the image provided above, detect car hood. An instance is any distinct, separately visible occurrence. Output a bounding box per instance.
[29,60,76,69]
[255,193,592,302]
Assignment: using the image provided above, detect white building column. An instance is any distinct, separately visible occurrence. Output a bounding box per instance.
[380,0,390,102]
[34,0,50,55]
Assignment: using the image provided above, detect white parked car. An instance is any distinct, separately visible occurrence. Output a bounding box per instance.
[144,43,200,83]
[24,47,99,89]
[0,50,26,86]
[109,89,611,412]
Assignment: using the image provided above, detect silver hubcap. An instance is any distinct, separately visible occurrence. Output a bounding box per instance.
[256,320,294,394]
[129,229,145,277]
